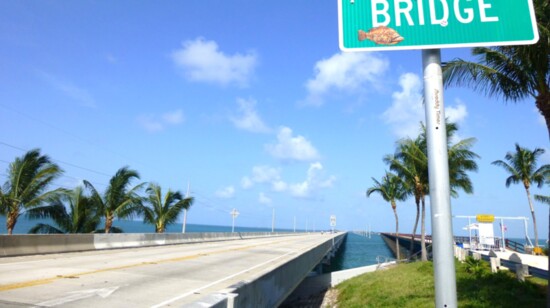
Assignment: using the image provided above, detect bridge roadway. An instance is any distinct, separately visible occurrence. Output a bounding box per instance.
[0,232,341,307]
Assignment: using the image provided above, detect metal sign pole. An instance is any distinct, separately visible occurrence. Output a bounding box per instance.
[468,217,472,249]
[272,208,275,233]
[230,208,239,233]
[500,218,505,252]
[422,49,457,308]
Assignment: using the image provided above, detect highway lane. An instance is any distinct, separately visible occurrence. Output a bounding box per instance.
[0,233,337,307]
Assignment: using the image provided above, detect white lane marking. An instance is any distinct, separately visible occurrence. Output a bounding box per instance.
[151,250,296,308]
[0,259,49,266]
[34,286,119,307]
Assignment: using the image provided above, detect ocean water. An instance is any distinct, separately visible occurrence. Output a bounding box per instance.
[328,232,393,271]
[0,217,287,234]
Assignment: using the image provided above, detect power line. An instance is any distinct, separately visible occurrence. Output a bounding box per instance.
[0,137,246,219]
[0,103,149,168]
[0,141,112,177]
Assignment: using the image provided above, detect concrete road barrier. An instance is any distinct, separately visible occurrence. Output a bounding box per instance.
[0,232,301,257]
[0,234,94,257]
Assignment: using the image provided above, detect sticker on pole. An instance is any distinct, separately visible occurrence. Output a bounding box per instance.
[338,0,539,52]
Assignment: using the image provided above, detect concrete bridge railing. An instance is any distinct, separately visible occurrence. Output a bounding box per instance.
[0,232,302,257]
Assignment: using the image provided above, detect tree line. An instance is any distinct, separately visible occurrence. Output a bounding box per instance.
[0,149,193,235]
[367,121,550,260]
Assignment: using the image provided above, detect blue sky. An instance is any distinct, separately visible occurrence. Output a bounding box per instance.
[0,1,548,239]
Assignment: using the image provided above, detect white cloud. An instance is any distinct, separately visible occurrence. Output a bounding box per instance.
[137,109,185,133]
[171,38,257,87]
[303,52,389,106]
[272,180,288,192]
[215,186,235,199]
[289,162,336,199]
[381,73,424,138]
[163,109,185,124]
[230,98,270,133]
[39,71,96,108]
[444,99,470,142]
[446,99,468,125]
[265,127,320,162]
[258,192,272,205]
[241,177,254,189]
[240,163,335,199]
[241,165,283,190]
[250,165,281,183]
[137,116,164,133]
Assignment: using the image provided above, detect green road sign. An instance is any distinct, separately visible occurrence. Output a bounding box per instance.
[338,0,539,51]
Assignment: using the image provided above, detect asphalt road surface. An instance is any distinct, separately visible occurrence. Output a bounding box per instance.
[0,233,336,307]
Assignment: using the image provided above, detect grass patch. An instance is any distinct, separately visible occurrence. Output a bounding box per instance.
[336,260,546,307]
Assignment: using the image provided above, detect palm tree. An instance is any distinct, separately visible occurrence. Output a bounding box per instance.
[442,0,550,139]
[27,186,100,234]
[0,149,64,235]
[535,194,550,206]
[492,144,550,246]
[421,122,479,197]
[385,136,428,260]
[142,183,193,233]
[367,171,407,259]
[84,167,145,233]
[386,121,479,261]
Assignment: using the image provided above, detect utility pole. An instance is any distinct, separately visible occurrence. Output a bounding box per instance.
[230,208,239,233]
[422,49,457,308]
[271,207,275,233]
[182,181,190,233]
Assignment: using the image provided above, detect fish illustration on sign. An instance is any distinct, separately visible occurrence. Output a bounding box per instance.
[358,26,404,45]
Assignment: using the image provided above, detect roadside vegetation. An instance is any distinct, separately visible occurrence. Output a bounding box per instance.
[0,149,193,234]
[336,260,547,307]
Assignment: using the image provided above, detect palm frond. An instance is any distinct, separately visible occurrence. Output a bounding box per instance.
[28,223,64,234]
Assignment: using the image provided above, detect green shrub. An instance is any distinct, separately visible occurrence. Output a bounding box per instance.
[463,256,490,277]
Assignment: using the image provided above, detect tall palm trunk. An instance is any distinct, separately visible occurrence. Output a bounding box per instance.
[105,215,114,234]
[421,196,427,261]
[410,199,420,258]
[392,202,400,260]
[524,185,539,246]
[6,212,17,235]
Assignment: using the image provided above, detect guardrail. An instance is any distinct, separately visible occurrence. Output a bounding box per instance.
[505,239,526,253]
[471,250,548,280]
